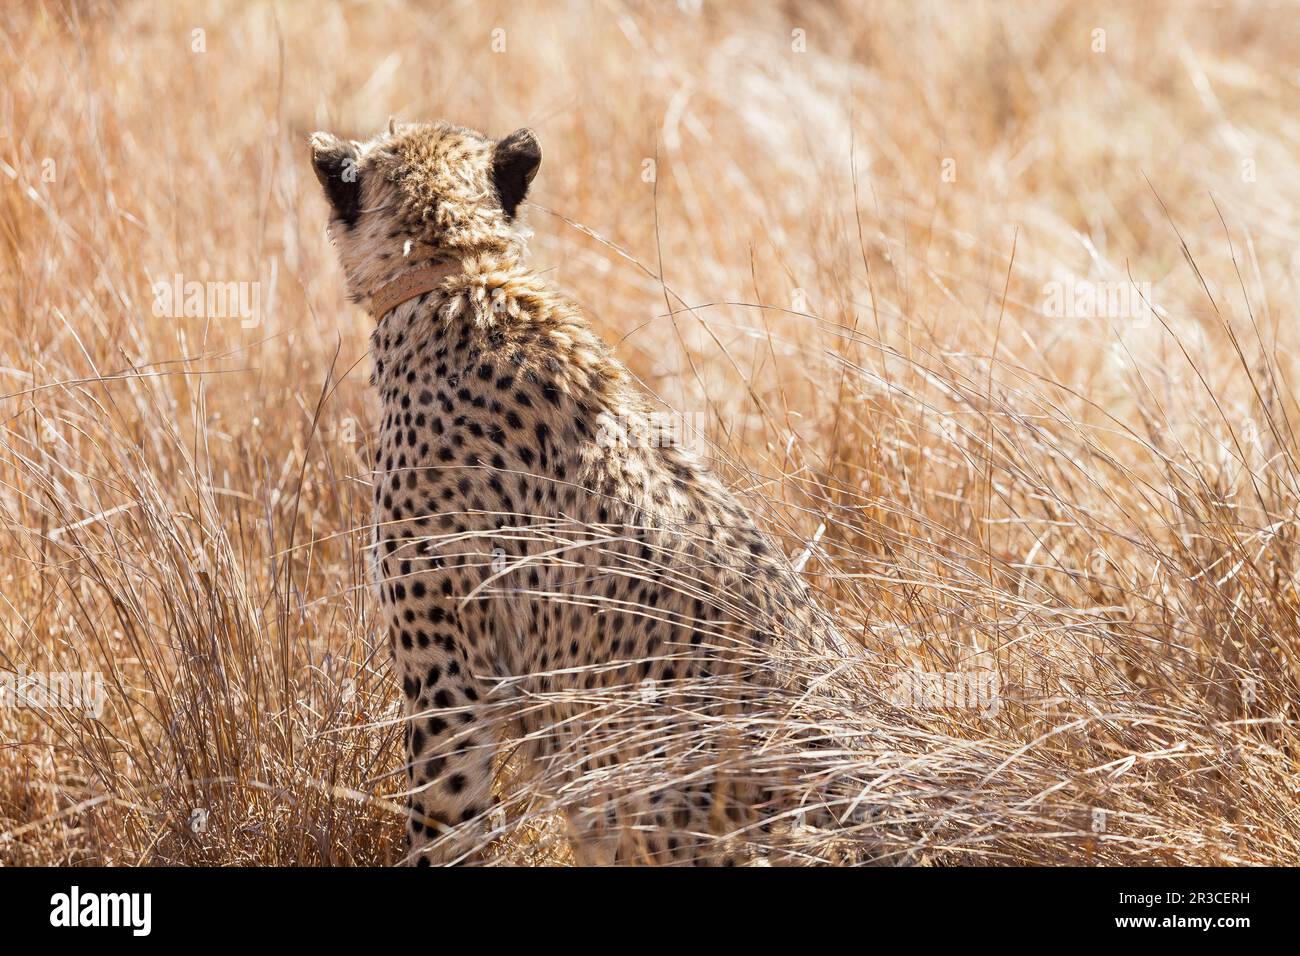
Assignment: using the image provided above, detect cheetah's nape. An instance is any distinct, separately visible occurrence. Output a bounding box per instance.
[310,119,913,865]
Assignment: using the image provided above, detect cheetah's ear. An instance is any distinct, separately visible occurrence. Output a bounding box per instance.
[492,128,541,221]
[309,131,362,229]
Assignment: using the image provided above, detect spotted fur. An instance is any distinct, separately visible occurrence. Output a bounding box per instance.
[311,121,859,865]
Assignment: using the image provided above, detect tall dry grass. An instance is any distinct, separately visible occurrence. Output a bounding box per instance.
[1,0,1298,864]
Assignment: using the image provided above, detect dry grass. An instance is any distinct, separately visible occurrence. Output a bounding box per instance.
[2,0,1299,865]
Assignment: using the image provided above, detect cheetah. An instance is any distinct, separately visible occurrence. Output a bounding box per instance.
[310,120,871,865]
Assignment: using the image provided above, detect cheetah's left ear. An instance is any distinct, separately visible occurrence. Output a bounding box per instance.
[492,128,541,221]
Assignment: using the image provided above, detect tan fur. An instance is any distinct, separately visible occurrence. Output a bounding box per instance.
[311,121,857,865]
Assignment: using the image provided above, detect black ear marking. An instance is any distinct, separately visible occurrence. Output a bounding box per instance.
[310,132,362,229]
[491,128,541,221]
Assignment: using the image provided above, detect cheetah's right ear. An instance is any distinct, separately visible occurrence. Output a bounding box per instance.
[310,132,362,229]
[492,128,541,221]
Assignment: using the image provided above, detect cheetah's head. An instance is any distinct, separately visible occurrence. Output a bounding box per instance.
[309,120,541,305]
